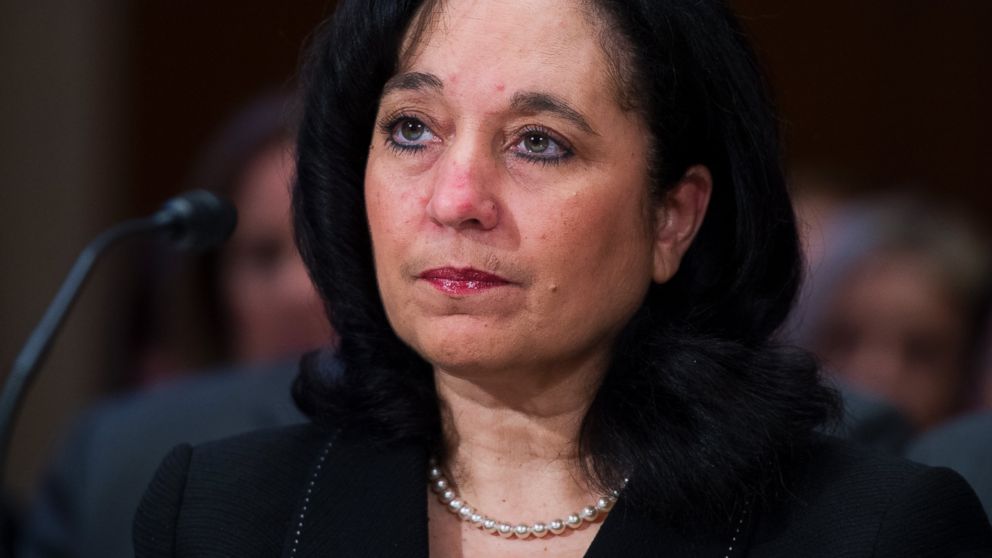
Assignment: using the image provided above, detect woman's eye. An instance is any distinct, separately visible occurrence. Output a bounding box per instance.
[389,117,436,148]
[512,130,571,163]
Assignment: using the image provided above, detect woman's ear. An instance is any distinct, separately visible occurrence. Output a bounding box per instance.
[652,164,712,283]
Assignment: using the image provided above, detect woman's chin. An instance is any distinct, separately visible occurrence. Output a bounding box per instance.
[409,330,528,379]
[417,342,512,378]
[395,313,504,362]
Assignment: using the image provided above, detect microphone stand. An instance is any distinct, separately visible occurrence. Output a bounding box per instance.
[0,190,235,482]
[0,215,168,480]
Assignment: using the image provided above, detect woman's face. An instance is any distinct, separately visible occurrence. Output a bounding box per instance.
[366,0,660,378]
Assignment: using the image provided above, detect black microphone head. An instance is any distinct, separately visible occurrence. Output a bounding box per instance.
[156,189,238,251]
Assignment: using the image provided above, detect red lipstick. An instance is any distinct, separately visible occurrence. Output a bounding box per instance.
[419,267,510,295]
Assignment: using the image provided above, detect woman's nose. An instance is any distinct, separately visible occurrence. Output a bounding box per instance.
[426,151,500,230]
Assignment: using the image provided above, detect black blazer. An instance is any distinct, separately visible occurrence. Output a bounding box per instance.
[133,423,992,557]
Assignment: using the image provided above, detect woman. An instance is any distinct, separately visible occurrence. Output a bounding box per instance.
[134,0,992,556]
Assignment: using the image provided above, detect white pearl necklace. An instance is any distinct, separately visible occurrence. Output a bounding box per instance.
[428,458,624,540]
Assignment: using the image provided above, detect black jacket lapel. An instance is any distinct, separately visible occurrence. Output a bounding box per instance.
[586,497,754,558]
[288,435,430,557]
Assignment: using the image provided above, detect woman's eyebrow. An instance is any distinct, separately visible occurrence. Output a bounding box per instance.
[380,76,596,135]
[382,71,444,96]
[510,91,596,135]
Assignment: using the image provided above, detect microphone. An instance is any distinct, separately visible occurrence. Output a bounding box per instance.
[0,190,237,475]
[157,189,238,251]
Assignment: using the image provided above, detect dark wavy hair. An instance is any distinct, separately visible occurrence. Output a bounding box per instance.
[292,0,838,527]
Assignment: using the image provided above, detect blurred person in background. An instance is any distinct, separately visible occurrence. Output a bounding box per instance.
[786,177,915,453]
[789,180,992,518]
[123,94,332,387]
[16,93,334,558]
[905,260,992,518]
[793,193,990,432]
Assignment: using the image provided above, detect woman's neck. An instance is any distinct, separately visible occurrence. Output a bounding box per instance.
[433,357,607,520]
[428,360,611,557]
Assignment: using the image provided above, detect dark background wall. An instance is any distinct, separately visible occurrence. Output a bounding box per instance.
[735,0,992,204]
[2,0,989,501]
[125,1,332,215]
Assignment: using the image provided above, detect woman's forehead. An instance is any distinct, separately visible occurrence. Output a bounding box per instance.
[393,0,616,112]
[403,0,597,50]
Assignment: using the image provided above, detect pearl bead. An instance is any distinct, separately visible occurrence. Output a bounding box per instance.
[531,523,548,538]
[595,497,613,512]
[440,489,455,503]
[432,479,448,493]
[566,514,582,529]
[581,506,598,521]
[548,519,566,535]
[428,467,443,481]
[458,506,474,520]
[448,498,463,512]
[497,523,514,538]
[513,524,530,538]
[469,513,484,525]
[482,518,497,533]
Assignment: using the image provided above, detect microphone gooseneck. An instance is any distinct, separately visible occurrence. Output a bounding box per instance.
[0,190,237,478]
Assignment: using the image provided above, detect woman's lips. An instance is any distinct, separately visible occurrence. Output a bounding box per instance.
[419,267,510,295]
